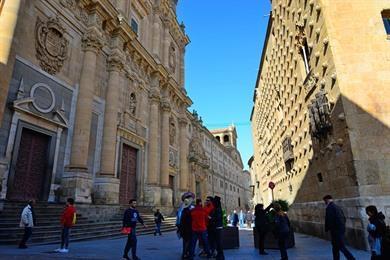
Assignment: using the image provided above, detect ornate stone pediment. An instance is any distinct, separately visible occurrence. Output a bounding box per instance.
[35,16,69,75]
[188,129,209,169]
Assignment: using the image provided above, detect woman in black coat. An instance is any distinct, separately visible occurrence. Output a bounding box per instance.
[254,203,272,255]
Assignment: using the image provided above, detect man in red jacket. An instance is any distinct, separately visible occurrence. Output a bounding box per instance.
[55,198,76,253]
[190,199,211,259]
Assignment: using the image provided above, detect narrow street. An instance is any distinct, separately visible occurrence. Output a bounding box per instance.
[0,229,370,259]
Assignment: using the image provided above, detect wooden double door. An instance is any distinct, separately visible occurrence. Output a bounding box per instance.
[119,144,138,205]
[7,128,51,201]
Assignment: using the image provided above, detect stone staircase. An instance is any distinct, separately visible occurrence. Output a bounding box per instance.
[0,202,177,245]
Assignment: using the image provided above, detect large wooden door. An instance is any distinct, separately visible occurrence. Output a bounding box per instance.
[8,128,50,201]
[119,144,137,205]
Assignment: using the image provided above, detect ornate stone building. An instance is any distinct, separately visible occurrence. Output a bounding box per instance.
[250,0,390,249]
[0,0,247,214]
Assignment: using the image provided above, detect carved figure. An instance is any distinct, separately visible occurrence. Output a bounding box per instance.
[169,117,176,146]
[129,93,137,116]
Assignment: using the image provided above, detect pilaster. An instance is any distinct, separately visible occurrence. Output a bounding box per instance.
[160,99,171,206]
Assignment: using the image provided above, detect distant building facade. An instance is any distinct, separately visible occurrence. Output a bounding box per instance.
[250,0,390,249]
[0,0,247,214]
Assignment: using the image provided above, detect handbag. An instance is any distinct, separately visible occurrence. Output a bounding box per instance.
[121,227,132,235]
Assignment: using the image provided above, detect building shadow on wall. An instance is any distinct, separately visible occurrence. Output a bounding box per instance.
[287,93,389,250]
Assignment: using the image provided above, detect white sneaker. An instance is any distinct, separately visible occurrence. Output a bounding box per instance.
[59,248,69,253]
[54,248,62,252]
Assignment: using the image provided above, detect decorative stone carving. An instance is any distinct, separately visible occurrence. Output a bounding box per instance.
[30,83,56,113]
[168,43,176,73]
[308,89,332,138]
[169,147,178,168]
[35,17,69,74]
[82,27,103,53]
[59,0,88,25]
[107,49,125,72]
[169,117,176,146]
[303,71,318,98]
[188,128,209,169]
[129,93,137,116]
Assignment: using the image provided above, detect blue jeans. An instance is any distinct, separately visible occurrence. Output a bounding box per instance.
[61,227,71,249]
[190,231,210,258]
[155,223,161,235]
[123,228,137,258]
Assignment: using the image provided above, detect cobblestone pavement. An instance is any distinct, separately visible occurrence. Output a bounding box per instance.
[0,229,370,259]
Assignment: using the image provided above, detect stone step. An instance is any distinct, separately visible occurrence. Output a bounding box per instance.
[0,226,177,245]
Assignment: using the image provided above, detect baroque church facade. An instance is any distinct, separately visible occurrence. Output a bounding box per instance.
[250,0,390,249]
[0,0,247,213]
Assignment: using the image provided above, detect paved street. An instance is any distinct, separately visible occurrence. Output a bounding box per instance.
[0,229,370,260]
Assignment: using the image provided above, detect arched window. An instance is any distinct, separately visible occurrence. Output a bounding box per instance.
[223,135,229,143]
[216,136,220,142]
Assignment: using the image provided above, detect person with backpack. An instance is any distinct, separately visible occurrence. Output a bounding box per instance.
[18,200,36,249]
[274,203,290,260]
[55,198,76,253]
[122,199,147,260]
[154,209,164,236]
[323,195,356,260]
[365,205,387,260]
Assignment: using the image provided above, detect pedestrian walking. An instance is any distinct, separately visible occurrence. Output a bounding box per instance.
[210,196,225,260]
[55,198,76,253]
[122,199,147,260]
[274,203,290,260]
[189,199,211,259]
[18,200,35,249]
[365,205,387,260]
[246,210,253,228]
[254,203,272,255]
[177,192,195,259]
[239,209,245,228]
[323,195,356,260]
[232,210,239,227]
[154,209,164,236]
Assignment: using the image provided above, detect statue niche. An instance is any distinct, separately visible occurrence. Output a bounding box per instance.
[169,117,176,146]
[129,92,137,117]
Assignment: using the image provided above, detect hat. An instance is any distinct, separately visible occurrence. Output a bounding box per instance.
[181,192,195,201]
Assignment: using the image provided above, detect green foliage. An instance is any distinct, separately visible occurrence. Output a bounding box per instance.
[273,199,289,212]
[222,209,227,227]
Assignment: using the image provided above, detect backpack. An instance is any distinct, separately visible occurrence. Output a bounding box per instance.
[381,225,390,257]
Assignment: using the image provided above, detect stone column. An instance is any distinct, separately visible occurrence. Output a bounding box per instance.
[160,99,171,206]
[152,12,161,61]
[144,87,161,206]
[163,27,170,68]
[179,117,188,191]
[180,48,185,89]
[94,47,124,204]
[62,26,102,203]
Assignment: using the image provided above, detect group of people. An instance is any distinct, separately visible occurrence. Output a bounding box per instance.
[19,198,76,253]
[228,209,254,228]
[176,193,225,260]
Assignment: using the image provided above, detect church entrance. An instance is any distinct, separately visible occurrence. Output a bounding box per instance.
[119,144,137,205]
[7,128,51,201]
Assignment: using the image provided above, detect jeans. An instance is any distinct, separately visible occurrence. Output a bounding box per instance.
[190,231,210,258]
[330,232,355,260]
[215,228,225,260]
[278,232,289,260]
[155,223,161,235]
[61,227,71,249]
[123,228,137,258]
[19,227,32,246]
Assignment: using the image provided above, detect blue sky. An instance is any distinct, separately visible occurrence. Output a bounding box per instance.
[177,1,271,169]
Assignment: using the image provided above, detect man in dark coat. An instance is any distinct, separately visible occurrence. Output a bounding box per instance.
[254,203,272,255]
[122,199,147,260]
[154,209,164,236]
[323,195,355,260]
